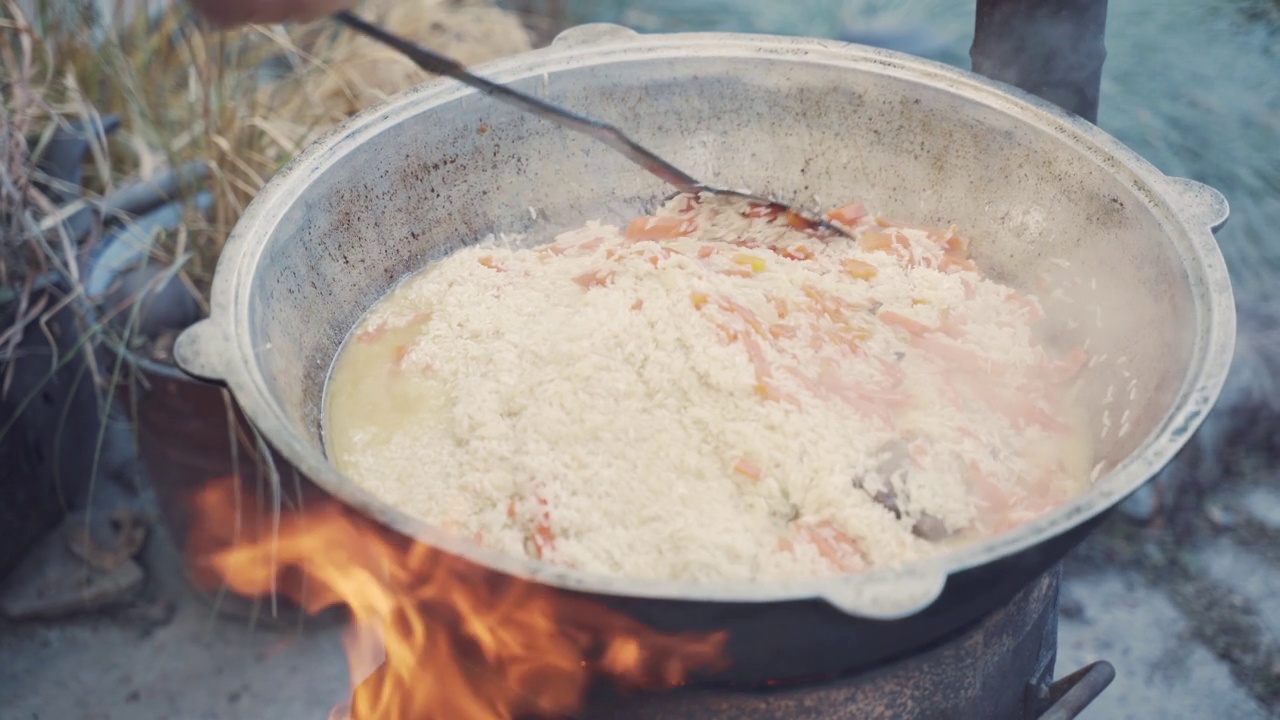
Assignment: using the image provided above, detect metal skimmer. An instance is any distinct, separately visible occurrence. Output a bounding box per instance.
[332,10,853,239]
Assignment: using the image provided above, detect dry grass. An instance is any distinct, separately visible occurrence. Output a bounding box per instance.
[1,0,534,354]
[0,11,40,306]
[0,0,538,481]
[0,0,102,372]
[0,0,541,622]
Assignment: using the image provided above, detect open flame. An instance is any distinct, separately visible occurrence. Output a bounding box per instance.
[186,476,728,719]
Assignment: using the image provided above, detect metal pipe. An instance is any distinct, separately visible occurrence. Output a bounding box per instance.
[970,0,1109,123]
[1035,661,1118,720]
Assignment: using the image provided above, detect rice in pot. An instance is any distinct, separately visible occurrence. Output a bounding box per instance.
[323,193,1094,583]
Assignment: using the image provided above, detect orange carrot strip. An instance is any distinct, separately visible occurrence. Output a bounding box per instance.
[939,254,978,274]
[966,462,1014,533]
[843,259,877,280]
[719,298,768,338]
[714,322,740,343]
[799,521,865,573]
[769,323,798,339]
[391,344,410,369]
[859,231,895,252]
[827,202,867,226]
[941,231,969,255]
[733,459,762,482]
[783,211,813,230]
[775,244,814,261]
[879,309,933,336]
[743,203,783,220]
[573,269,615,288]
[524,491,556,559]
[740,334,772,379]
[625,216,692,241]
[913,334,993,376]
[532,522,555,558]
[1048,345,1090,384]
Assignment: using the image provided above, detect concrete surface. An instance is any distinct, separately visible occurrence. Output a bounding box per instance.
[0,601,344,720]
[1059,573,1271,720]
[0,526,347,720]
[1057,468,1280,719]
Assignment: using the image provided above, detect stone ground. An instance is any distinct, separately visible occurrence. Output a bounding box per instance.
[1,471,1278,720]
[1055,465,1280,720]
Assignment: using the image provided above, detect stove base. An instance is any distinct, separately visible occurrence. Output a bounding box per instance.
[585,567,1104,720]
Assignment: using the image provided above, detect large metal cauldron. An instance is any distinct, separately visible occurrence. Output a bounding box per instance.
[174,25,1235,683]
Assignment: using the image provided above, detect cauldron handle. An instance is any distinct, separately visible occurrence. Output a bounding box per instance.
[549,22,639,50]
[819,569,948,619]
[173,319,229,388]
[1161,176,1230,234]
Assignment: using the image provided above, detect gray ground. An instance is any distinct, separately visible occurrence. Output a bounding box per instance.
[1056,476,1280,720]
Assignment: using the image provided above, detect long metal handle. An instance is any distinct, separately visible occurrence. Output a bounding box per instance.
[331,11,703,194]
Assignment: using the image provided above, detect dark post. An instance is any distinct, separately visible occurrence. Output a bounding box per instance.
[970,0,1109,123]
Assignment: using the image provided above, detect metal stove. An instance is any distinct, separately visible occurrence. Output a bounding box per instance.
[581,567,1112,720]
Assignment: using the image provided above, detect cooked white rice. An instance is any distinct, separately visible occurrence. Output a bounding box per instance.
[323,194,1092,583]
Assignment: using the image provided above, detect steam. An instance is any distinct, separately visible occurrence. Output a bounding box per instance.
[1138,299,1280,521]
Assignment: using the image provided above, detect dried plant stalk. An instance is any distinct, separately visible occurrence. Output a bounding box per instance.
[3,0,534,315]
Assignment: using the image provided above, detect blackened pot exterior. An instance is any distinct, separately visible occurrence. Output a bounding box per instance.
[588,514,1104,684]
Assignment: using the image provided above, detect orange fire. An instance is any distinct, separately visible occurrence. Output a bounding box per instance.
[186,476,728,720]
